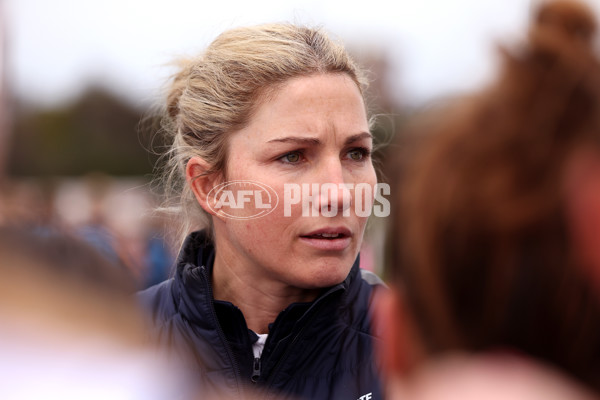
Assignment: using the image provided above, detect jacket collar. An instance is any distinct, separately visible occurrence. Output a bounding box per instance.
[172,230,361,327]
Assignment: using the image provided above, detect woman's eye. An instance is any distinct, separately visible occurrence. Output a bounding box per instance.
[348,150,363,161]
[280,152,302,163]
[347,148,370,161]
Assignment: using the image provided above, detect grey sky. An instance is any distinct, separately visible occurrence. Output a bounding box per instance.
[6,0,594,109]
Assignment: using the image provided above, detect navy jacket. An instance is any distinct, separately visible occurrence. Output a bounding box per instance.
[138,231,384,399]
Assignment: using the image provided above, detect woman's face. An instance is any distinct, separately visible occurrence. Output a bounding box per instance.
[211,73,376,290]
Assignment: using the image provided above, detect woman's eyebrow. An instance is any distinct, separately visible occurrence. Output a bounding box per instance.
[267,132,372,146]
[344,132,373,146]
[267,137,321,145]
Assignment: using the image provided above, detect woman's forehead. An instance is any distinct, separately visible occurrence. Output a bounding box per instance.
[235,74,369,143]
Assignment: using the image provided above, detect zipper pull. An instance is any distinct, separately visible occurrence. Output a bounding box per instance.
[251,357,261,383]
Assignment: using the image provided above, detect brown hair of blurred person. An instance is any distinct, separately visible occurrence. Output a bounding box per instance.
[383,0,600,393]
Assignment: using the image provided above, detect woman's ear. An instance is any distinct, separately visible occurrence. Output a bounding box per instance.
[186,157,221,216]
[372,287,422,380]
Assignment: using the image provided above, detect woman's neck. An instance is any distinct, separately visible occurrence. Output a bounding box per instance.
[211,248,319,334]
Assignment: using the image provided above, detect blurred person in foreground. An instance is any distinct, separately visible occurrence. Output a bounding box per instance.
[138,23,385,399]
[0,226,189,399]
[377,0,600,398]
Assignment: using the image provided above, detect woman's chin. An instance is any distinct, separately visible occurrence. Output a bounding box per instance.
[299,265,353,290]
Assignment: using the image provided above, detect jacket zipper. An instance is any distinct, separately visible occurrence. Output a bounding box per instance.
[262,285,343,398]
[251,357,261,383]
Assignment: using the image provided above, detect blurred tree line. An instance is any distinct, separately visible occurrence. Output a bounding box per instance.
[7,87,163,177]
[5,51,406,180]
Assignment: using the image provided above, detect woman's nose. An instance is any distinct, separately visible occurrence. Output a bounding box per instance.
[314,159,352,217]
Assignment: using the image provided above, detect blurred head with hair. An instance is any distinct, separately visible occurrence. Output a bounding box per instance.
[378,0,600,397]
[0,226,186,399]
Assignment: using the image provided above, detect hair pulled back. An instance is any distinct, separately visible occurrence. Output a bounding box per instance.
[159,24,367,244]
[392,0,600,389]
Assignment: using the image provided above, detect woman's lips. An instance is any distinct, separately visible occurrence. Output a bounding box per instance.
[299,235,352,251]
[299,227,352,251]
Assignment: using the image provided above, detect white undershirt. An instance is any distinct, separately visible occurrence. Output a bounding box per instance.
[252,333,268,359]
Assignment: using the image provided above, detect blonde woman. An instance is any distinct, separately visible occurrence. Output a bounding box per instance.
[139,24,384,399]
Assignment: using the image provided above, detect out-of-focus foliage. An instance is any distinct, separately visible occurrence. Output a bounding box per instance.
[7,87,161,177]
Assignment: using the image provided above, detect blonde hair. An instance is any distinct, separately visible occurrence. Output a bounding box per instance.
[159,23,368,246]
